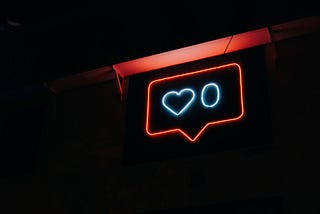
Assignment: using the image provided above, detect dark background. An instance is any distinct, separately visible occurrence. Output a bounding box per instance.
[0,1,319,213]
[1,1,318,84]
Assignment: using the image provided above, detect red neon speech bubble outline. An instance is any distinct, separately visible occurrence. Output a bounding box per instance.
[145,62,245,143]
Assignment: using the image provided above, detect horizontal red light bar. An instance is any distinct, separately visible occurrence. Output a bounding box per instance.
[226,28,271,53]
[113,36,231,78]
[113,27,271,79]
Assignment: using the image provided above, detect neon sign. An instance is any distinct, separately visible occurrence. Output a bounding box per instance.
[161,82,221,117]
[201,82,220,108]
[162,88,196,116]
[146,62,245,143]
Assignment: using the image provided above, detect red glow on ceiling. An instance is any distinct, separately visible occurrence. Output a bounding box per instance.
[225,28,271,53]
[113,36,231,78]
[113,27,271,79]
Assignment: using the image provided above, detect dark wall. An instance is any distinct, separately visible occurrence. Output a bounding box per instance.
[0,30,319,214]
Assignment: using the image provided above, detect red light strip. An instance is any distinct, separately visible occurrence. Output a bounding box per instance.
[113,28,270,98]
[145,63,245,143]
[112,36,231,78]
[226,28,271,53]
[113,28,270,77]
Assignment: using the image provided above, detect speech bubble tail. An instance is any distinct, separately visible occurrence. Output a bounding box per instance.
[178,128,206,143]
[178,113,245,143]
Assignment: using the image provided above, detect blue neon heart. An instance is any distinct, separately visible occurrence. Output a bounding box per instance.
[162,88,195,116]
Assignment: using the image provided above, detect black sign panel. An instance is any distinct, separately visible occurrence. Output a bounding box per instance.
[123,47,273,165]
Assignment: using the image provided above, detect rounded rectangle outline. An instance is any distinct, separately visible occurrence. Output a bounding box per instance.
[145,62,245,143]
